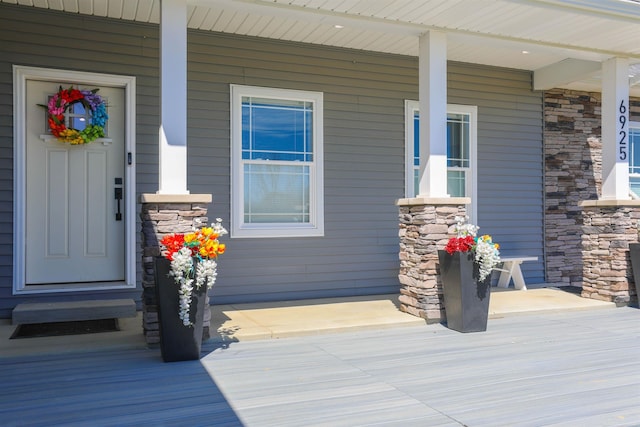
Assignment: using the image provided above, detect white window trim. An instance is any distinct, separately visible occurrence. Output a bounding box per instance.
[405,100,478,224]
[230,84,324,238]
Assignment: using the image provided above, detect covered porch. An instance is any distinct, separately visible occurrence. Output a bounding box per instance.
[137,0,640,332]
[2,1,640,333]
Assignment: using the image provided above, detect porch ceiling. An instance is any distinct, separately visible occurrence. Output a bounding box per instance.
[4,0,640,95]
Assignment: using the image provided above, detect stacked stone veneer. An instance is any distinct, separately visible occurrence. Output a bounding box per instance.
[581,205,640,303]
[397,200,467,323]
[544,89,640,300]
[140,194,211,346]
[544,90,603,287]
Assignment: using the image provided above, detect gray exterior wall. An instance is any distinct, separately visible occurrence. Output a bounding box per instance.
[448,63,545,285]
[0,4,544,315]
[0,4,158,317]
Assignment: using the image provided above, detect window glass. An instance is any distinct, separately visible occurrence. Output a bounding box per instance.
[413,111,420,168]
[45,95,93,132]
[242,97,313,162]
[630,125,640,197]
[69,102,89,131]
[231,85,324,238]
[447,170,466,197]
[629,126,640,174]
[447,113,469,168]
[410,110,473,196]
[405,101,477,222]
[244,164,310,223]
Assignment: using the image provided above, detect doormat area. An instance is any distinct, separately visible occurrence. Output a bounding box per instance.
[10,319,119,339]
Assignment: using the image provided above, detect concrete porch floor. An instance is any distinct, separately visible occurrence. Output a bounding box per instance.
[0,287,618,358]
[209,287,617,342]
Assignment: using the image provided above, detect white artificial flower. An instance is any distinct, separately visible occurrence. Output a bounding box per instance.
[475,237,501,281]
[196,259,218,290]
[170,248,196,326]
[450,217,500,282]
[454,215,479,238]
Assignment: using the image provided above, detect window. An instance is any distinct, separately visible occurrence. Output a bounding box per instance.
[231,85,324,238]
[46,95,108,136]
[630,122,640,197]
[405,101,478,222]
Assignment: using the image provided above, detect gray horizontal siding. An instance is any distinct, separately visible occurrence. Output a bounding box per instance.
[449,62,545,284]
[185,29,416,303]
[187,30,545,301]
[0,3,545,313]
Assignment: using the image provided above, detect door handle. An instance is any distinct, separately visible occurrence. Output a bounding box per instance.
[114,187,123,221]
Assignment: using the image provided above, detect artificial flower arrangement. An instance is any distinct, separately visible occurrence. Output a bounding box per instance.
[39,86,108,144]
[159,219,227,326]
[444,216,500,281]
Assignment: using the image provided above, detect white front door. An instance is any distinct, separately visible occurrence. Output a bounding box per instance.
[24,80,125,286]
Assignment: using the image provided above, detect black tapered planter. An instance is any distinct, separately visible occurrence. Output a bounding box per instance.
[628,244,640,305]
[438,250,491,333]
[155,257,207,362]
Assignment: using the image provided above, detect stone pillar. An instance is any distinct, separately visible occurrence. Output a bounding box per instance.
[140,193,212,346]
[544,89,640,288]
[580,200,640,304]
[397,197,469,323]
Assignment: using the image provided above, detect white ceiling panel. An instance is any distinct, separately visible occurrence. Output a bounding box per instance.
[2,0,640,93]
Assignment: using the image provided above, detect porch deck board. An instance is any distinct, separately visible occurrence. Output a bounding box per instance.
[1,308,639,426]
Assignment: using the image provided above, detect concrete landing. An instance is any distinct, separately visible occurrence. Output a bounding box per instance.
[12,299,137,325]
[209,287,617,343]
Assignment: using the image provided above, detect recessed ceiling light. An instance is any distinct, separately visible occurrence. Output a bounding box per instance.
[334,24,344,29]
[522,50,530,54]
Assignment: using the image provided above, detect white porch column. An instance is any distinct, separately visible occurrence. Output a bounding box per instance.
[601,57,630,200]
[158,0,188,194]
[417,31,448,198]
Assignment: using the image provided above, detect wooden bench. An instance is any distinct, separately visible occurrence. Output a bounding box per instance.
[495,257,538,290]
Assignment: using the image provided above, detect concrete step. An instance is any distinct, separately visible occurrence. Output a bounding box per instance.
[12,299,137,325]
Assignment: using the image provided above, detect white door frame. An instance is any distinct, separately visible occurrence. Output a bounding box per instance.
[12,65,137,294]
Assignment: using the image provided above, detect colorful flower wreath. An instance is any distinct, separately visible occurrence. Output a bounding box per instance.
[40,86,108,145]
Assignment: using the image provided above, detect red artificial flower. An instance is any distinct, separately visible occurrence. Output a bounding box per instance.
[60,88,83,103]
[48,115,66,137]
[444,235,475,255]
[160,233,185,261]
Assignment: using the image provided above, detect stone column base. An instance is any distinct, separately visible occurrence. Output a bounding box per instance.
[140,193,212,346]
[396,197,470,324]
[580,199,640,305]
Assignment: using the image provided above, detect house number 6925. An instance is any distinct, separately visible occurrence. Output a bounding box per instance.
[618,99,628,161]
